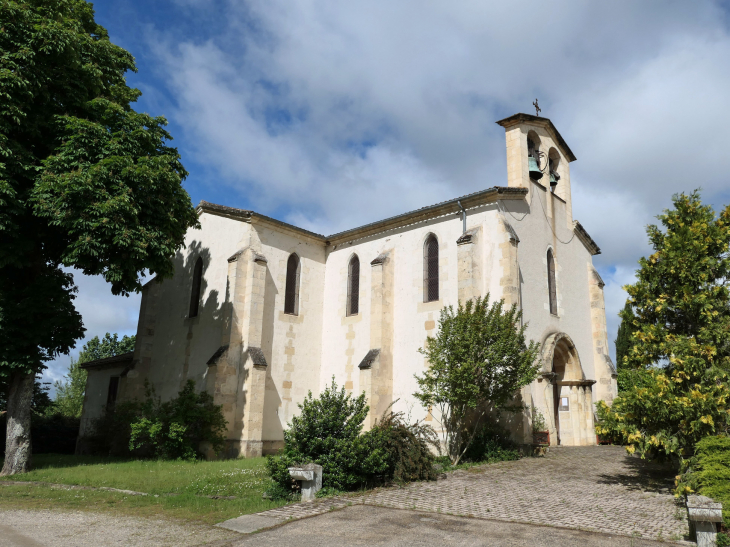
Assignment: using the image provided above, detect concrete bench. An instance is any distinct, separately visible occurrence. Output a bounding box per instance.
[288,463,323,501]
[687,495,723,547]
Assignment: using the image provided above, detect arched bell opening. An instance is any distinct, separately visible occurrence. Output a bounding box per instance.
[539,333,596,447]
[547,148,562,195]
[527,131,544,182]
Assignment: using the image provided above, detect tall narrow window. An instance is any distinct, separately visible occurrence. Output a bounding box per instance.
[424,235,439,302]
[347,255,360,316]
[547,249,557,315]
[106,376,120,412]
[189,257,203,318]
[284,253,301,315]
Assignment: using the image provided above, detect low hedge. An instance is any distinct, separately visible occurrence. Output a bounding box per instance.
[0,413,80,455]
[679,435,730,545]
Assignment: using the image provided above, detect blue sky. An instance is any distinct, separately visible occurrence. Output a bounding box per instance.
[44,0,730,387]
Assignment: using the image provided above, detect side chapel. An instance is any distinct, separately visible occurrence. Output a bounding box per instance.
[79,113,618,456]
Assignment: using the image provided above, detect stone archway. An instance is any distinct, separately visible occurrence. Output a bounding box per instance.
[540,333,596,447]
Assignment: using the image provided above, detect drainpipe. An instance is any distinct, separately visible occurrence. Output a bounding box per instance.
[457,200,466,234]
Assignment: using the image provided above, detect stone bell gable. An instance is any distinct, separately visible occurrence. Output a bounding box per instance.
[78,113,617,455]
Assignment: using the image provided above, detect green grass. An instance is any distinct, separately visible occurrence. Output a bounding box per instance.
[0,454,289,524]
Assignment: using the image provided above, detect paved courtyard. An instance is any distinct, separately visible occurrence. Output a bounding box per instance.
[247,446,690,543]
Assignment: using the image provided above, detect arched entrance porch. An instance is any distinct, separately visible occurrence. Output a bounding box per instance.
[539,333,596,446]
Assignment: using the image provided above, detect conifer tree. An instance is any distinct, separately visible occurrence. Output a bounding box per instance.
[614,301,634,370]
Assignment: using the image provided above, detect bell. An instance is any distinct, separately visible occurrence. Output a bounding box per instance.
[528,155,543,180]
[549,171,560,188]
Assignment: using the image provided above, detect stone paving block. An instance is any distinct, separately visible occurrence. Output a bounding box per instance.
[247,446,689,543]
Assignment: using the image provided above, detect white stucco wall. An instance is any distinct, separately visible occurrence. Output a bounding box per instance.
[252,224,326,441]
[140,213,252,402]
[320,186,602,439]
[79,366,126,436]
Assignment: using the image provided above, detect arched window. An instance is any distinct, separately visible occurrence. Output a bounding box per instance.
[547,249,557,315]
[284,253,300,315]
[424,235,439,303]
[189,257,203,318]
[347,255,360,316]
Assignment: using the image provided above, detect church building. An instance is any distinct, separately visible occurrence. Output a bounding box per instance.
[79,113,618,456]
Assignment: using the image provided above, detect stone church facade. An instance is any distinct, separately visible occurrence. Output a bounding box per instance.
[79,113,617,456]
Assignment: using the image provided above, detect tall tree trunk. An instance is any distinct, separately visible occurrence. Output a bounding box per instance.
[1,370,34,476]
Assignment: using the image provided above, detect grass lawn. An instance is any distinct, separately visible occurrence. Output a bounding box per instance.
[0,454,289,525]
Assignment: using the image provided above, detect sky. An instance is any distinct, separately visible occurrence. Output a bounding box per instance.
[43,0,730,388]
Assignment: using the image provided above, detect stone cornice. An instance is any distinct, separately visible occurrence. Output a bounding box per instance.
[496,113,577,162]
[197,186,528,248]
[326,186,527,245]
[573,221,601,256]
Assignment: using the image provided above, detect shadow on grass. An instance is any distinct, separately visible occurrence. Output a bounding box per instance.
[29,454,130,470]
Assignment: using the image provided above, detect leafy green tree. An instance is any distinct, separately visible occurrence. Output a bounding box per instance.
[596,191,730,462]
[0,1,198,475]
[414,295,541,465]
[53,333,135,417]
[77,333,136,363]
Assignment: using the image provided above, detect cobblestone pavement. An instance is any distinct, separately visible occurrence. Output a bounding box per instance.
[255,446,690,543]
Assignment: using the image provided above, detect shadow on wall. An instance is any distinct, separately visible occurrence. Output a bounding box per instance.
[261,266,283,442]
[146,241,223,395]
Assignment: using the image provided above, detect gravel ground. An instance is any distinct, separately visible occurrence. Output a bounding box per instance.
[0,509,238,547]
[230,505,679,547]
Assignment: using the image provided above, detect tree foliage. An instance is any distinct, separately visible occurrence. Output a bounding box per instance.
[0,0,197,371]
[596,191,730,461]
[0,0,198,474]
[86,380,226,459]
[53,333,135,418]
[414,295,541,465]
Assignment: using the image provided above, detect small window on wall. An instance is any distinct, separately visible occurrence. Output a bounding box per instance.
[558,397,569,411]
[189,257,203,318]
[107,376,120,411]
[547,249,557,315]
[424,234,439,302]
[284,253,301,315]
[347,255,360,316]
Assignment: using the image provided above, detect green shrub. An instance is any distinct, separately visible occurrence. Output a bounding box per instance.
[462,422,520,463]
[362,409,439,483]
[86,380,226,459]
[265,379,438,498]
[266,378,373,496]
[676,435,730,543]
[531,405,547,433]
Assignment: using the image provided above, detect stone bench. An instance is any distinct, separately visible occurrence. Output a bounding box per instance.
[288,463,323,502]
[687,495,724,547]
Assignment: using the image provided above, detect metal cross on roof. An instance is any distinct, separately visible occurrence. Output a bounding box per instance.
[533,99,541,117]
